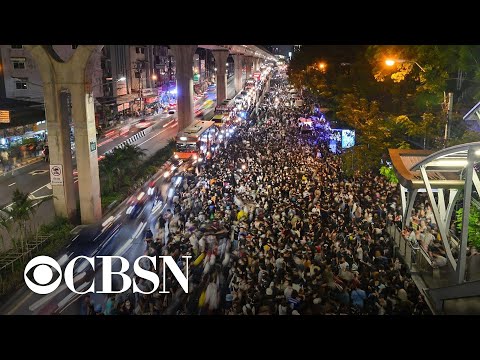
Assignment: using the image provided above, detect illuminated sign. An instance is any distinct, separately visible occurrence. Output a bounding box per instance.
[0,110,10,123]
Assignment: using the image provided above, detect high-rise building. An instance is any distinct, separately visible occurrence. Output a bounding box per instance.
[0,45,104,103]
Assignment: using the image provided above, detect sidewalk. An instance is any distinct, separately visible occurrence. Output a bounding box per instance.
[0,155,44,177]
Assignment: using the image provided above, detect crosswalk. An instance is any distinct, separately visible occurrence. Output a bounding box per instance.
[104,128,151,155]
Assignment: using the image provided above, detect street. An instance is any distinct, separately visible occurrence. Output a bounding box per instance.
[0,74,242,314]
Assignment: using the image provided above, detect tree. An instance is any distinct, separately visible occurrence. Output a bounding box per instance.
[456,207,480,250]
[99,144,146,196]
[2,189,52,251]
[0,211,12,251]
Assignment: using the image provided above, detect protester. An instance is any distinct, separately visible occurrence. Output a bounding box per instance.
[99,68,427,315]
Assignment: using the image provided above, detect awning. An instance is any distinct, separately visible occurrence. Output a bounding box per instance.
[116,94,137,105]
[0,98,45,130]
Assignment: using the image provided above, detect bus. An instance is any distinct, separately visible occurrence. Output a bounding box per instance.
[214,102,235,116]
[174,120,218,160]
[212,114,226,127]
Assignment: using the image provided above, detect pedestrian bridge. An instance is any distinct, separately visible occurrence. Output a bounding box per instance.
[389,142,480,314]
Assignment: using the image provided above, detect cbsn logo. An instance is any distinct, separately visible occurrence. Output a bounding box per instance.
[24,255,191,295]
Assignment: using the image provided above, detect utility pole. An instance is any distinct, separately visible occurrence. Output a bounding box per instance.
[134,59,147,114]
[444,92,453,148]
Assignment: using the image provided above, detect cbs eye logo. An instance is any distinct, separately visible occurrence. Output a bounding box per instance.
[24,256,62,295]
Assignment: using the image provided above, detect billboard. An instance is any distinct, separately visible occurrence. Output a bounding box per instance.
[329,128,355,152]
[341,129,355,149]
[329,128,342,153]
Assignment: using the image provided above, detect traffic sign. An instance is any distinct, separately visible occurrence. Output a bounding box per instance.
[50,164,64,186]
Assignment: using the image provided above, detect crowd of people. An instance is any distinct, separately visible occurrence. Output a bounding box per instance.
[88,70,431,315]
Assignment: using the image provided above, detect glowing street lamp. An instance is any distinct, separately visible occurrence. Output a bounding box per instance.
[385,58,426,72]
[385,59,396,67]
[318,62,326,70]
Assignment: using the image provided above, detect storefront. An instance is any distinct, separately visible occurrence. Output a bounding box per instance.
[0,99,46,150]
[144,95,159,114]
[115,94,137,117]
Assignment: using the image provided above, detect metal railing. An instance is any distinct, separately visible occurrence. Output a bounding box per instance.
[0,233,52,274]
[386,222,480,314]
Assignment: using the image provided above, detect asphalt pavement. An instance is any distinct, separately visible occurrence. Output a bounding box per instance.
[0,74,244,314]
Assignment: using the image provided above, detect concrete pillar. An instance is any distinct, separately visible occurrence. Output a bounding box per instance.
[233,54,244,94]
[26,45,103,224]
[170,45,197,130]
[211,50,229,104]
[254,58,260,72]
[70,83,102,224]
[245,56,253,79]
[42,83,77,220]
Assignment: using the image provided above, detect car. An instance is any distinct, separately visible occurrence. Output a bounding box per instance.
[125,191,148,219]
[168,110,176,115]
[64,217,122,259]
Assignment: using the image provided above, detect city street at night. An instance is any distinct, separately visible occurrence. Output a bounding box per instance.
[1,44,480,316]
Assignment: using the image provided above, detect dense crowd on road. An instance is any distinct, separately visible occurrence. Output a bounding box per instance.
[90,71,430,315]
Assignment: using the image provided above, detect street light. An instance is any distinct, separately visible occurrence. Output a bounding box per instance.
[385,58,426,72]
[318,62,326,70]
[152,74,157,81]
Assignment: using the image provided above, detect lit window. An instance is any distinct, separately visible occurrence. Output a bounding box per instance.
[11,57,26,69]
[15,78,28,90]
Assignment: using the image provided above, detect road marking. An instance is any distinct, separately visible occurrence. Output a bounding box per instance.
[132,221,146,240]
[29,169,49,176]
[113,237,134,257]
[31,183,51,195]
[152,202,166,216]
[28,272,86,312]
[6,291,35,315]
[97,138,113,147]
[8,182,15,187]
[2,158,44,175]
[29,194,53,201]
[46,183,52,190]
[57,282,89,310]
[137,128,169,146]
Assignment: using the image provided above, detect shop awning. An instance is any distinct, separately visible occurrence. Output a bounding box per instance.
[116,94,137,105]
[0,98,45,130]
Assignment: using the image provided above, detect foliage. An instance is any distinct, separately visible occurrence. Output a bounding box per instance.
[99,144,146,196]
[0,211,12,251]
[288,45,480,170]
[456,207,480,250]
[0,189,53,251]
[101,192,122,210]
[448,130,480,147]
[99,141,175,211]
[379,165,399,184]
[0,216,73,297]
